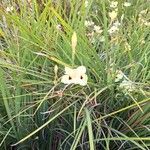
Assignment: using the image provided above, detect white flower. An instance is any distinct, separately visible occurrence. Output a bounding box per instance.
[125,42,131,51]
[90,37,96,44]
[121,14,124,22]
[93,25,103,34]
[99,36,105,42]
[85,0,88,7]
[115,70,124,82]
[61,66,88,86]
[119,80,135,92]
[140,9,148,15]
[141,39,145,44]
[56,24,62,30]
[108,25,119,34]
[95,10,98,14]
[6,6,14,12]
[138,17,150,27]
[113,21,121,27]
[87,31,94,38]
[123,2,131,7]
[108,11,118,22]
[94,25,100,31]
[110,1,118,8]
[143,21,150,27]
[85,20,94,27]
[138,9,148,19]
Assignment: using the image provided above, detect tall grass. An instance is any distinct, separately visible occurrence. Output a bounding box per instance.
[0,0,150,149]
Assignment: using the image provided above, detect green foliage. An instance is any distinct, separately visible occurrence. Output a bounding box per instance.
[0,0,150,149]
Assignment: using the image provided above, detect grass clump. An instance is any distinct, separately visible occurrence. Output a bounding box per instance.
[0,0,150,149]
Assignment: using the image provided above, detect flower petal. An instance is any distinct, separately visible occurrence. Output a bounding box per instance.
[79,74,88,86]
[76,66,86,74]
[61,75,73,85]
[65,66,73,74]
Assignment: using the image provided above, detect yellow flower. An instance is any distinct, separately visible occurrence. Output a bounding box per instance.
[61,66,88,86]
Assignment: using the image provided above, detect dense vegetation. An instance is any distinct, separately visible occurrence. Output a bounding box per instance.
[0,0,150,149]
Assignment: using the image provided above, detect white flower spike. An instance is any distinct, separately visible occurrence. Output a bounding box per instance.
[61,66,88,86]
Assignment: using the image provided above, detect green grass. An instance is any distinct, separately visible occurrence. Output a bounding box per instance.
[0,0,150,149]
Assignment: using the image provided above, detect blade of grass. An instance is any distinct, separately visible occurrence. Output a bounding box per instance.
[85,108,95,150]
[12,99,79,146]
[94,98,150,122]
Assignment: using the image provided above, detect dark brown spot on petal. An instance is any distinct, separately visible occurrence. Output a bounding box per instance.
[80,76,83,79]
[69,76,72,80]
